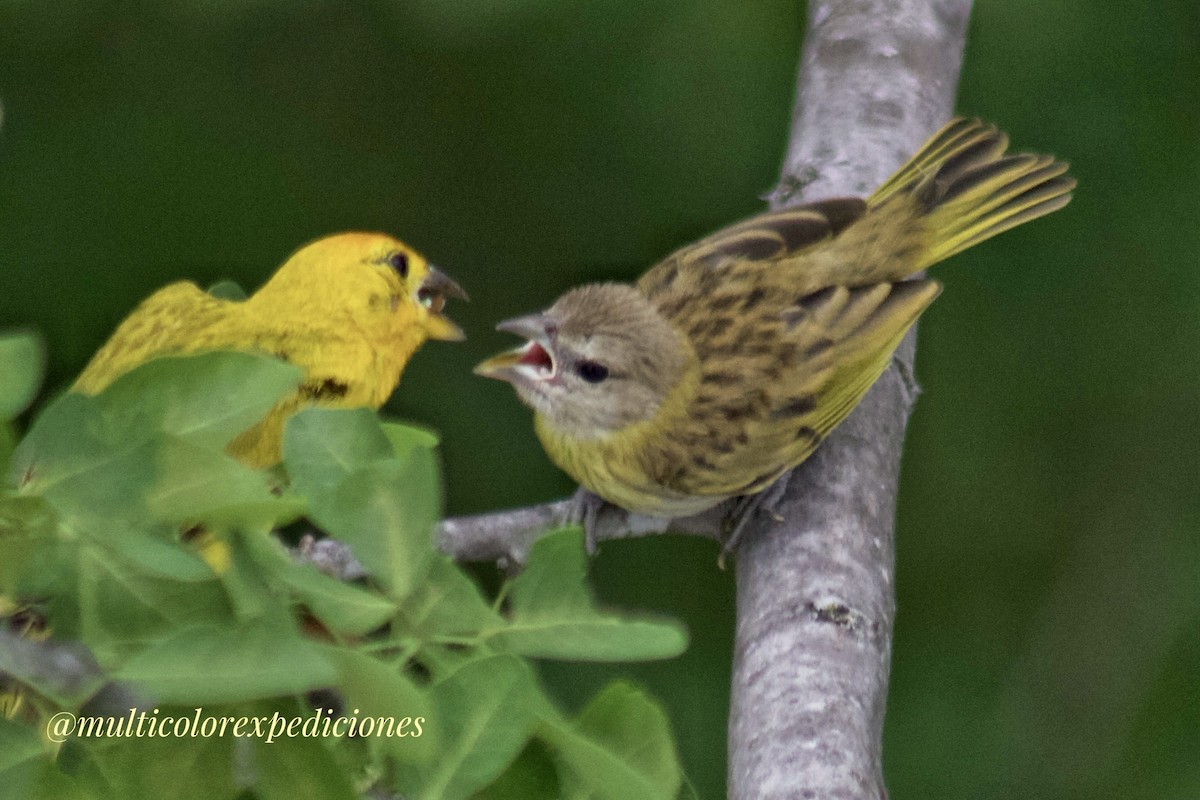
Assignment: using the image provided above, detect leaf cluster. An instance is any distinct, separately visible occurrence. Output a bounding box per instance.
[0,332,688,800]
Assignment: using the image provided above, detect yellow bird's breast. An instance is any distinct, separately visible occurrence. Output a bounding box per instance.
[226,320,425,467]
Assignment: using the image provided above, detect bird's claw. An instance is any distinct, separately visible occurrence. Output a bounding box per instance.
[718,473,791,568]
[567,487,607,555]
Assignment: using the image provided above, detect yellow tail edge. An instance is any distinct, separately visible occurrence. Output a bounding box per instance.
[870,118,1076,269]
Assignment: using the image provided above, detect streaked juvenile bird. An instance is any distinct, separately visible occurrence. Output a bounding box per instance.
[476,118,1074,522]
[75,232,467,467]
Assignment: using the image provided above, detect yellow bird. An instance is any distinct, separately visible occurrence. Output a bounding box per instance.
[75,232,466,467]
[2,233,465,714]
[477,118,1074,520]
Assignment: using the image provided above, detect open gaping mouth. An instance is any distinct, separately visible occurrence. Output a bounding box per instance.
[474,313,560,386]
[516,340,555,378]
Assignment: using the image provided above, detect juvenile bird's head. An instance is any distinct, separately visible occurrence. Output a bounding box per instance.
[475,283,691,438]
[254,232,467,346]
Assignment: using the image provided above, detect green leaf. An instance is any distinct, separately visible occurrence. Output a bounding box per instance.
[94,350,301,449]
[487,530,688,661]
[216,529,300,623]
[477,741,562,800]
[114,619,336,704]
[330,648,433,764]
[283,407,393,493]
[75,534,230,661]
[0,423,16,471]
[287,409,440,600]
[10,352,300,524]
[0,716,46,775]
[0,331,45,422]
[0,493,58,595]
[396,655,540,800]
[572,682,683,797]
[226,526,417,634]
[495,615,688,663]
[284,408,443,599]
[9,393,158,523]
[0,718,85,800]
[330,455,437,600]
[543,682,682,800]
[279,562,399,638]
[71,723,236,800]
[99,528,217,583]
[401,555,503,638]
[145,435,303,529]
[252,716,358,800]
[381,420,440,456]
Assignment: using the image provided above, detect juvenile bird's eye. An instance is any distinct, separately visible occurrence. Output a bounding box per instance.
[575,360,610,384]
[388,252,409,278]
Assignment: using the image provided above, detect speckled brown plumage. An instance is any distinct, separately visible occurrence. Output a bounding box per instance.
[478,118,1075,516]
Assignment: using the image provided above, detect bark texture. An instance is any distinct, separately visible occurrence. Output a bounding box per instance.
[729,2,972,797]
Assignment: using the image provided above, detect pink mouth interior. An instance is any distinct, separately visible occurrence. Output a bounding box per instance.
[518,342,554,372]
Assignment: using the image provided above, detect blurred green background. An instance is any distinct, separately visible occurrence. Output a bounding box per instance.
[1,1,1197,797]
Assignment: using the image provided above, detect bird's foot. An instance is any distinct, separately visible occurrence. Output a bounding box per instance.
[718,473,791,568]
[566,487,608,555]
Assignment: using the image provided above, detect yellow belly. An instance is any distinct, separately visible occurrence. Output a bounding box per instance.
[533,414,725,518]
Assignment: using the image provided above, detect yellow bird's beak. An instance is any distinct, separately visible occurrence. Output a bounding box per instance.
[474,314,558,383]
[418,266,469,342]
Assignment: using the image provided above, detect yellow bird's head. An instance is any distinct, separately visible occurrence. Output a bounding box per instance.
[475,283,690,438]
[255,232,468,346]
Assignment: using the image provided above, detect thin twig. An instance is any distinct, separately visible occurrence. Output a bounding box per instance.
[435,499,724,566]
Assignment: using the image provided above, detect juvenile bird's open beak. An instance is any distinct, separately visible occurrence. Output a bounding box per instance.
[474,313,558,384]
[419,266,469,342]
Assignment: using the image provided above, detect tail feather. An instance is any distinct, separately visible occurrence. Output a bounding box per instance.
[870,118,1075,271]
[869,118,1007,205]
[933,174,1074,262]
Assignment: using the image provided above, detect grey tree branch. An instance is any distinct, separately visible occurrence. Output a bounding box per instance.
[438,1,973,796]
[436,498,725,564]
[730,2,971,797]
[0,627,150,717]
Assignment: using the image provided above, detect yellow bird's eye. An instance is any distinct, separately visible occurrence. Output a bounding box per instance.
[387,252,409,278]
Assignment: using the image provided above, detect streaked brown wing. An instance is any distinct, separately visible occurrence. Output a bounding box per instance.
[637,199,867,302]
[666,279,941,498]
